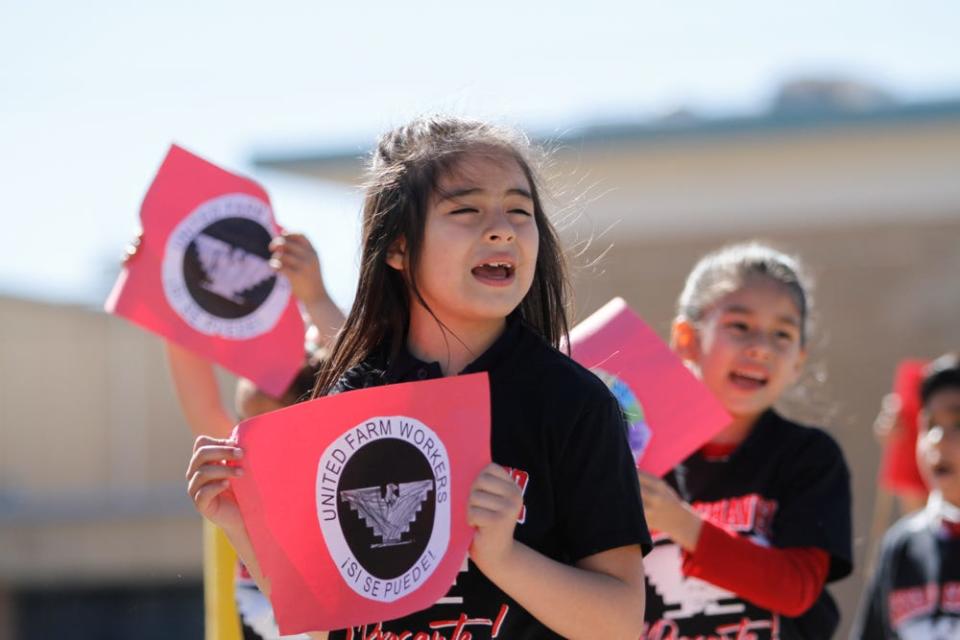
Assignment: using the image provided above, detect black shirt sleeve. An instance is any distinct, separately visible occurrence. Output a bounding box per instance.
[551,378,652,562]
[772,427,853,582]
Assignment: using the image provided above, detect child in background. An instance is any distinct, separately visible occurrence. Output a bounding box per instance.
[853,353,960,639]
[186,115,651,640]
[163,231,344,640]
[638,243,853,639]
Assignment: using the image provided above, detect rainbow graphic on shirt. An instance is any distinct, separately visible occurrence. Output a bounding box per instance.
[593,369,652,464]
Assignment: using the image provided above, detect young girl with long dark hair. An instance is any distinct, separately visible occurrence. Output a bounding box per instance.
[186,116,651,639]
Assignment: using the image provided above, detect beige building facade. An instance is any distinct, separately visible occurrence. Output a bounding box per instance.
[0,296,212,637]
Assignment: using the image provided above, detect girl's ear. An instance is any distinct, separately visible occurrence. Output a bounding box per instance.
[790,346,808,382]
[386,237,406,271]
[670,318,700,363]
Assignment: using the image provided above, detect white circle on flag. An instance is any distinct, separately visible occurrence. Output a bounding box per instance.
[161,193,291,340]
[316,416,451,603]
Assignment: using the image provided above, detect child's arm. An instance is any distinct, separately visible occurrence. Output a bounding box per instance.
[165,343,235,438]
[680,521,829,616]
[639,472,829,616]
[469,464,646,639]
[126,233,233,439]
[269,232,345,348]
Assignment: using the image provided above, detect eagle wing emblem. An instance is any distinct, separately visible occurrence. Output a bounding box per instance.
[193,233,275,304]
[340,480,434,548]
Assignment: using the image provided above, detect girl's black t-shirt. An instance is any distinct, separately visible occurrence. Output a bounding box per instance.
[327,315,652,639]
[643,410,853,640]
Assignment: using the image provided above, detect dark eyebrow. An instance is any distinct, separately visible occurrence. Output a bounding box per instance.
[723,304,800,327]
[722,304,754,316]
[437,187,533,202]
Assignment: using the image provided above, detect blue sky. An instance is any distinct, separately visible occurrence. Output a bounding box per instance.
[2,0,958,309]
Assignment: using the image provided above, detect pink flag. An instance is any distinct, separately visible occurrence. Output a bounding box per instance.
[104,144,304,396]
[231,373,492,635]
[569,297,730,476]
[878,359,929,494]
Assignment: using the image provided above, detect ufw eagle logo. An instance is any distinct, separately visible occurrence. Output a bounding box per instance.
[193,233,275,305]
[340,481,434,549]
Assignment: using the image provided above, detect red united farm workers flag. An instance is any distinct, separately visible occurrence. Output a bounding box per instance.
[105,144,304,396]
[878,359,929,494]
[569,297,730,476]
[231,373,492,635]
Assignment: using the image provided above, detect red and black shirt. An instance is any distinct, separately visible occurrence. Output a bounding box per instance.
[643,410,853,640]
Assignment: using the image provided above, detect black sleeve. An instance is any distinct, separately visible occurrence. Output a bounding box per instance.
[772,429,853,581]
[553,383,652,562]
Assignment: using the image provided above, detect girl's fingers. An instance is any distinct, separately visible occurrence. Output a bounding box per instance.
[467,505,502,529]
[277,238,314,258]
[194,480,231,513]
[185,446,243,479]
[279,233,313,251]
[471,479,517,500]
[472,468,519,496]
[466,465,523,526]
[270,234,315,257]
[187,464,242,498]
[468,488,516,513]
[193,435,237,453]
[190,462,243,483]
[193,444,243,463]
[273,252,309,272]
[190,445,243,470]
[485,463,512,480]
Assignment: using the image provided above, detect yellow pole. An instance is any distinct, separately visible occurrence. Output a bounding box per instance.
[203,519,243,640]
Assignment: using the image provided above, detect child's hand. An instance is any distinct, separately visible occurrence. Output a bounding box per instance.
[467,464,523,575]
[638,471,703,552]
[186,435,245,534]
[269,232,327,306]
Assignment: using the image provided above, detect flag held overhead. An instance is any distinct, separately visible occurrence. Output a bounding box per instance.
[105,144,304,396]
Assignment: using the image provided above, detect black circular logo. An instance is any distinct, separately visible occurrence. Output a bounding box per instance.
[317,416,451,602]
[337,438,435,580]
[183,217,276,319]
[161,193,291,340]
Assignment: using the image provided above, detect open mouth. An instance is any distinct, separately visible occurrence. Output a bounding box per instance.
[729,370,768,390]
[471,261,515,285]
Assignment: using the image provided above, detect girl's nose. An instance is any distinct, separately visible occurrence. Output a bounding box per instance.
[485,209,516,243]
[744,334,774,360]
